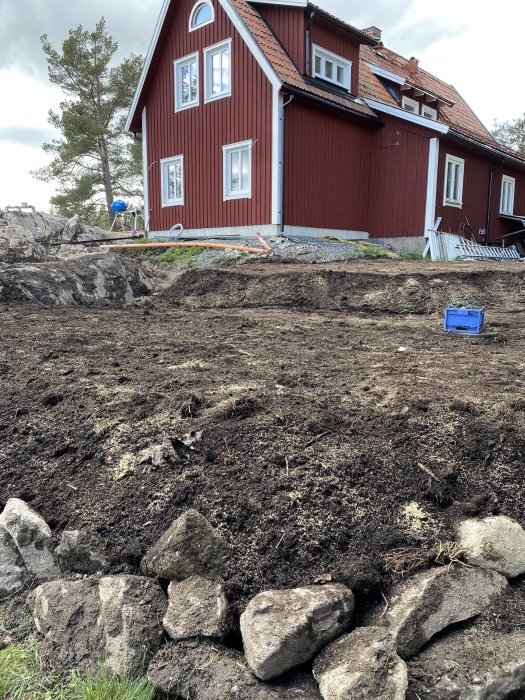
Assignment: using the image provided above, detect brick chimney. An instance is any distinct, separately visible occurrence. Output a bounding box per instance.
[409,57,419,75]
[362,26,382,42]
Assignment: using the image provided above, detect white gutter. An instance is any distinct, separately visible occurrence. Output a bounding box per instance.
[365,98,450,134]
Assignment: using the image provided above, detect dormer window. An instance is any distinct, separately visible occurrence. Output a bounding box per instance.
[189,1,214,31]
[402,96,419,114]
[312,45,351,91]
[422,105,437,120]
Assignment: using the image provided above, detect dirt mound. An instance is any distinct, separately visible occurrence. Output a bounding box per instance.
[162,260,525,315]
[1,262,525,619]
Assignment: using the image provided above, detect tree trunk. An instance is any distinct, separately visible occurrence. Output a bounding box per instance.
[100,137,115,228]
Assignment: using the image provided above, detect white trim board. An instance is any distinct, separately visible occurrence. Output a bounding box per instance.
[363,61,406,86]
[141,107,150,232]
[126,0,282,131]
[365,98,449,134]
[424,137,439,234]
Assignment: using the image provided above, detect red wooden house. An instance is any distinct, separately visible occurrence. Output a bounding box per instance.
[126,0,525,249]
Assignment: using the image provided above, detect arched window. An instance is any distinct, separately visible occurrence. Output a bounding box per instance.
[189,1,214,31]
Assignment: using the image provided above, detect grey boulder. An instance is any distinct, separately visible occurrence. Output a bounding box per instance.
[458,515,525,579]
[313,626,408,700]
[382,565,508,659]
[407,629,525,699]
[29,574,166,676]
[163,576,232,640]
[0,498,58,582]
[141,509,231,581]
[0,528,27,599]
[240,584,355,680]
[148,639,323,699]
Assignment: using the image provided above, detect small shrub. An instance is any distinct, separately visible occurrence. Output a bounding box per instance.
[365,245,390,258]
[398,249,424,260]
[156,246,202,264]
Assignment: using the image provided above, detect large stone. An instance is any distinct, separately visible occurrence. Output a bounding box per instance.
[148,639,323,699]
[163,576,232,641]
[458,515,525,578]
[0,528,27,599]
[55,530,108,574]
[141,510,231,581]
[407,629,525,699]
[382,565,508,659]
[240,584,355,680]
[313,626,408,700]
[0,498,58,581]
[29,574,167,676]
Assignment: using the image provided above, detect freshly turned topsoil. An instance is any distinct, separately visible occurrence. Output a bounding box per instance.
[1,259,525,619]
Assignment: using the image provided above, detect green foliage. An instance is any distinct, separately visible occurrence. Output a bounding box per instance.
[397,249,424,260]
[492,114,525,154]
[364,244,390,258]
[0,642,154,700]
[156,246,202,264]
[32,19,143,225]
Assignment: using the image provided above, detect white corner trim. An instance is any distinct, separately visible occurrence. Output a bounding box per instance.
[424,137,439,234]
[189,0,215,32]
[363,61,406,86]
[272,86,283,226]
[365,98,449,134]
[141,107,150,232]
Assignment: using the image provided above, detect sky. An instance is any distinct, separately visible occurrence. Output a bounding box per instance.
[0,0,524,213]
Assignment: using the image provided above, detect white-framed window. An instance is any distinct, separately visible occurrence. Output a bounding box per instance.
[161,156,184,207]
[223,140,252,200]
[204,39,232,103]
[444,154,464,208]
[312,45,351,91]
[402,96,419,114]
[189,0,214,31]
[500,175,515,215]
[422,104,438,120]
[174,52,199,112]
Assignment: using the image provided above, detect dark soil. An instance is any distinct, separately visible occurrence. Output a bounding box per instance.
[1,259,525,621]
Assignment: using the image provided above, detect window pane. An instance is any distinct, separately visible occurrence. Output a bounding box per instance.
[453,164,460,202]
[175,162,182,200]
[190,60,198,101]
[167,165,175,200]
[231,152,240,192]
[212,52,221,94]
[241,149,250,191]
[221,50,230,91]
[446,161,454,200]
[181,64,190,103]
[325,61,333,79]
[314,55,321,74]
[194,3,212,26]
[336,65,344,84]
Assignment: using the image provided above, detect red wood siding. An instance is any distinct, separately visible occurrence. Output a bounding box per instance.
[310,18,361,96]
[143,0,273,232]
[284,99,374,232]
[257,5,306,70]
[368,115,430,238]
[435,140,525,244]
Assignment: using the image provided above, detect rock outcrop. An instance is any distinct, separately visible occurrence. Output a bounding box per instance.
[141,510,231,581]
[458,515,525,578]
[240,584,355,680]
[163,576,232,640]
[148,640,323,699]
[381,565,508,659]
[29,574,167,676]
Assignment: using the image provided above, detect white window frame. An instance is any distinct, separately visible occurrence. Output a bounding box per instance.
[223,140,252,201]
[174,52,199,113]
[189,0,214,32]
[500,175,515,215]
[204,39,232,104]
[444,154,465,208]
[161,155,184,207]
[421,104,438,121]
[312,44,351,91]
[402,96,420,114]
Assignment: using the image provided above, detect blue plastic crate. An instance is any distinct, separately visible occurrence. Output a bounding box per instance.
[444,307,485,334]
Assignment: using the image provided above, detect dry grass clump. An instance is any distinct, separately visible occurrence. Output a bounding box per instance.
[383,541,466,578]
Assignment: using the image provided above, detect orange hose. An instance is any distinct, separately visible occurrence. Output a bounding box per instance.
[101,241,268,254]
[255,233,272,252]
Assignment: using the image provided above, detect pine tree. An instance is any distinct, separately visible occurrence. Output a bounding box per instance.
[492,115,525,155]
[33,19,143,225]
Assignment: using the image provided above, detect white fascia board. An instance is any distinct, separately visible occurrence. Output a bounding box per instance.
[252,0,307,5]
[363,61,406,86]
[365,98,450,134]
[126,0,171,132]
[126,0,282,131]
[141,107,149,231]
[218,0,281,90]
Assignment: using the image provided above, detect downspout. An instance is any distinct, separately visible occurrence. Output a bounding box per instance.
[486,159,506,244]
[281,94,295,234]
[305,11,316,75]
